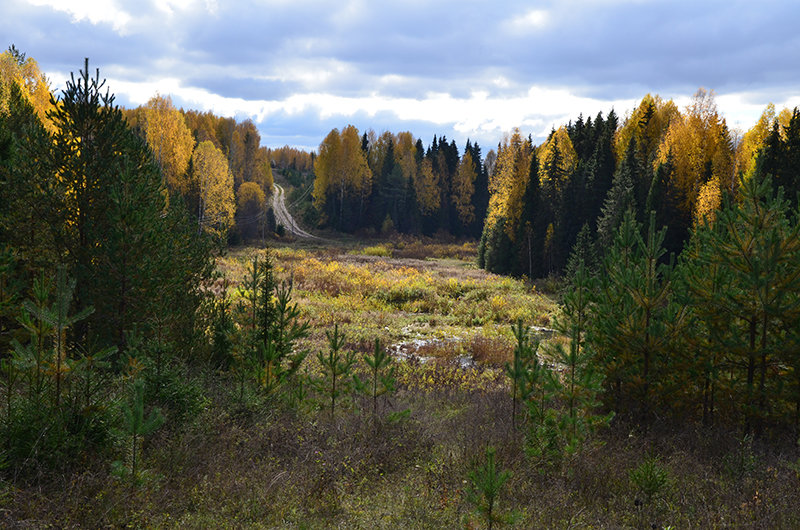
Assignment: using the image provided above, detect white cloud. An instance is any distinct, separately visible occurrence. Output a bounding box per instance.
[103,71,639,146]
[152,0,217,16]
[26,0,132,33]
[505,9,549,32]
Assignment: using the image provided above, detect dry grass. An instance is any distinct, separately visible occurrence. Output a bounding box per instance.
[6,240,800,528]
[8,372,800,528]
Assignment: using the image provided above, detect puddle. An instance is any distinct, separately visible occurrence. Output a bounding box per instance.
[388,326,556,369]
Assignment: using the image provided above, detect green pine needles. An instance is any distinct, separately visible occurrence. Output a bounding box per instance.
[114,377,165,484]
[315,324,357,419]
[505,319,539,432]
[354,338,396,421]
[466,446,513,529]
[235,254,309,400]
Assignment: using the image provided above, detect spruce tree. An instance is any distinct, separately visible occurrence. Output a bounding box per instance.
[596,139,638,253]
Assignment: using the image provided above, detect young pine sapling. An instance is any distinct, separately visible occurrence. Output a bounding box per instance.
[316,324,357,419]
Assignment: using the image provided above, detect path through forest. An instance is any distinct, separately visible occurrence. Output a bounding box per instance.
[272,184,319,239]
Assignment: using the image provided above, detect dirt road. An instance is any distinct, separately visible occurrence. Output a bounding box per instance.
[272,184,319,239]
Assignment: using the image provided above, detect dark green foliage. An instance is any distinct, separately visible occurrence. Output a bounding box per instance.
[505,320,538,431]
[680,174,800,434]
[590,211,684,422]
[114,377,165,483]
[478,217,514,275]
[629,455,671,527]
[4,269,116,474]
[596,140,638,253]
[551,250,611,454]
[0,84,59,275]
[315,324,357,419]
[354,338,396,420]
[2,60,214,357]
[235,254,309,396]
[629,456,670,504]
[210,280,235,370]
[479,111,618,278]
[466,446,513,530]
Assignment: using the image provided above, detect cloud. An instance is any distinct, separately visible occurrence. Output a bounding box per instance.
[25,0,133,33]
[6,0,800,150]
[505,9,549,32]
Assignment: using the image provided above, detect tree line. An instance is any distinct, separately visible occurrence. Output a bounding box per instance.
[312,127,490,238]
[122,99,275,244]
[478,90,800,279]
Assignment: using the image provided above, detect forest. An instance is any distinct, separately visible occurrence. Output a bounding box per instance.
[2,47,800,527]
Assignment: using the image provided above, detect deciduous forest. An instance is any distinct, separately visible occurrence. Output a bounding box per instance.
[2,47,800,527]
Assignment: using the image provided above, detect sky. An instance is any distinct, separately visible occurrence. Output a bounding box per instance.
[3,0,800,152]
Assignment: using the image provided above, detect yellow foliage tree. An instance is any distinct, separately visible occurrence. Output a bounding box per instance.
[0,48,55,132]
[394,131,418,182]
[615,93,679,166]
[484,129,533,238]
[414,157,440,216]
[312,125,371,226]
[694,176,722,226]
[368,130,394,174]
[538,126,577,195]
[236,181,267,240]
[143,94,195,194]
[735,103,800,190]
[254,147,274,193]
[312,128,340,218]
[193,140,235,238]
[655,89,734,220]
[452,150,477,225]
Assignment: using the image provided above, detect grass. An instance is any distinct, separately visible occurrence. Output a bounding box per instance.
[221,244,555,359]
[5,240,800,528]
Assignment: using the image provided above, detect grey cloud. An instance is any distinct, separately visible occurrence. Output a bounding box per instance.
[5,0,800,149]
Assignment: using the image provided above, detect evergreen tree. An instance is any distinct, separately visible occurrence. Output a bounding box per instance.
[354,338,396,421]
[115,378,165,483]
[550,246,611,453]
[681,175,800,434]
[595,140,638,253]
[466,446,513,530]
[516,150,544,278]
[15,59,214,354]
[505,320,539,431]
[315,324,357,419]
[590,212,683,422]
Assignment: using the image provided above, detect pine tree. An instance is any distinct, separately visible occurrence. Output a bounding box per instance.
[682,174,800,434]
[591,211,684,422]
[116,378,165,483]
[550,248,611,453]
[315,324,357,419]
[466,446,513,530]
[354,338,396,421]
[505,320,538,431]
[29,59,213,354]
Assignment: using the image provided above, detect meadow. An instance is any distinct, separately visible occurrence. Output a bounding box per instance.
[6,240,800,528]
